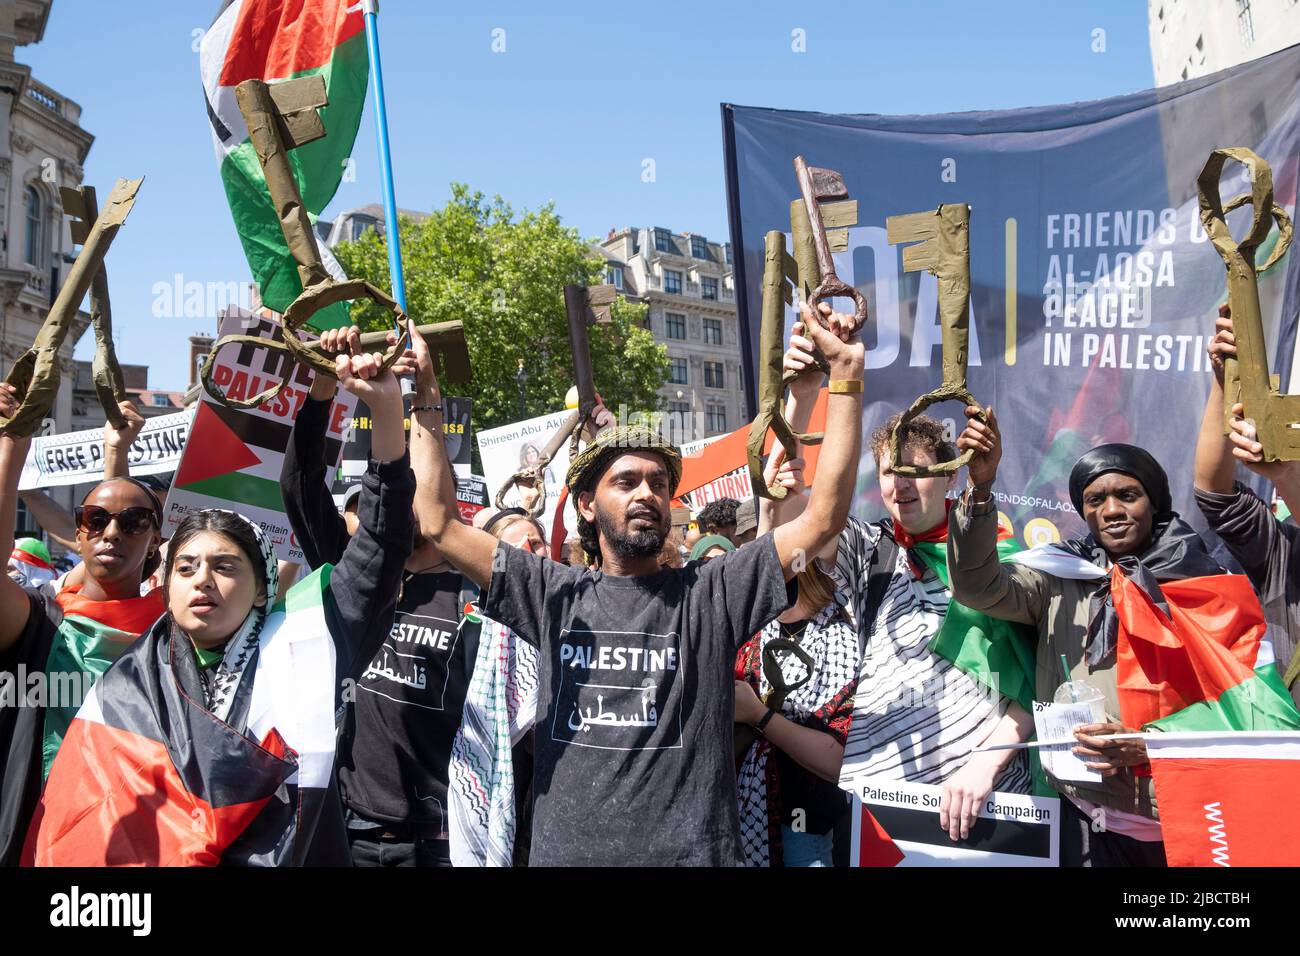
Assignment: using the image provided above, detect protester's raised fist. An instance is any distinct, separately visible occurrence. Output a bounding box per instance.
[318,325,360,357]
[1207,304,1235,385]
[800,302,863,377]
[335,349,402,405]
[1227,401,1294,483]
[580,397,616,444]
[105,400,145,450]
[957,404,1001,489]
[782,321,823,400]
[763,445,807,497]
[389,319,436,399]
[808,300,859,342]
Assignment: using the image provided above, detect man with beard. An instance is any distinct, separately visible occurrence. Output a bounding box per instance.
[412,304,865,865]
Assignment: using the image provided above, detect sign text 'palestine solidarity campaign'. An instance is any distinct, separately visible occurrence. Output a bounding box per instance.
[723,43,1300,548]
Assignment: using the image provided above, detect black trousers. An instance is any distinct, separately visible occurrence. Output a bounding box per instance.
[348,829,452,868]
[1060,795,1167,867]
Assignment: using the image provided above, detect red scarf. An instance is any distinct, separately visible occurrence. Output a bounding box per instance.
[894,502,953,579]
[55,585,165,636]
[894,500,1012,579]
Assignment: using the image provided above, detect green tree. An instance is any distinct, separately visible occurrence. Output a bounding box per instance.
[333,184,667,436]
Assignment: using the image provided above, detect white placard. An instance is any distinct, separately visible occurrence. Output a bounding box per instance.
[846,776,1059,867]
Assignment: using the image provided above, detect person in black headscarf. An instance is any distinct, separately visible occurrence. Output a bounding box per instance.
[945,411,1237,867]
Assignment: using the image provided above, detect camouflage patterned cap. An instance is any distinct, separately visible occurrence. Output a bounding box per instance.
[565,425,682,498]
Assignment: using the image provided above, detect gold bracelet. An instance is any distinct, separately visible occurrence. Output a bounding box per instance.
[827,378,863,394]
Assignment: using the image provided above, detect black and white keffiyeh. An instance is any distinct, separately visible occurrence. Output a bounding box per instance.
[191,513,278,723]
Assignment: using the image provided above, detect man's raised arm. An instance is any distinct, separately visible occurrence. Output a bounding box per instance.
[405,320,498,588]
[771,304,864,580]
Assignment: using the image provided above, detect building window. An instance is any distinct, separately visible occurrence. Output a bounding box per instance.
[152,394,171,407]
[703,318,722,345]
[706,405,726,432]
[15,499,34,538]
[24,186,45,270]
[725,243,733,265]
[668,358,688,385]
[606,265,624,290]
[690,236,709,260]
[1237,0,1254,46]
[664,269,682,295]
[665,312,686,340]
[701,277,718,301]
[704,361,724,389]
[654,228,672,253]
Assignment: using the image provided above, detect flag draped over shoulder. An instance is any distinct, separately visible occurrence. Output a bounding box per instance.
[41,587,165,780]
[27,567,339,867]
[912,535,1037,713]
[199,0,368,330]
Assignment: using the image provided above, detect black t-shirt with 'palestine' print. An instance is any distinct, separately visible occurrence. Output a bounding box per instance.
[337,569,469,830]
[483,535,793,866]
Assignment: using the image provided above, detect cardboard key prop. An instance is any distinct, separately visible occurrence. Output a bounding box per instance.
[886,203,986,478]
[493,283,615,517]
[0,179,141,437]
[200,75,420,410]
[746,160,861,499]
[1197,147,1296,460]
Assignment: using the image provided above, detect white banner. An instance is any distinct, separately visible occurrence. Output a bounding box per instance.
[18,409,194,491]
[845,776,1059,867]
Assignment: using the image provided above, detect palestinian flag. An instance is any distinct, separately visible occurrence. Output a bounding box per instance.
[912,533,1036,713]
[1108,568,1300,734]
[200,0,368,330]
[1145,732,1300,867]
[28,568,338,867]
[42,587,165,780]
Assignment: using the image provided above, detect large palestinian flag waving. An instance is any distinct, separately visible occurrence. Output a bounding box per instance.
[200,0,367,329]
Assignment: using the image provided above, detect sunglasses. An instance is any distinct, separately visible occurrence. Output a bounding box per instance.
[74,505,158,537]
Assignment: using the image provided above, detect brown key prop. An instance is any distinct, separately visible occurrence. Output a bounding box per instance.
[0,177,142,437]
[793,155,869,330]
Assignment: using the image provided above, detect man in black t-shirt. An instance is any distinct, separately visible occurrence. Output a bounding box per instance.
[408,304,866,865]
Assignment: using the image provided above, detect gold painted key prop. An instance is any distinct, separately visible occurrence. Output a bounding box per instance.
[200,75,409,410]
[66,185,131,431]
[886,203,987,478]
[1197,147,1297,460]
[747,230,824,500]
[493,283,616,516]
[0,177,142,437]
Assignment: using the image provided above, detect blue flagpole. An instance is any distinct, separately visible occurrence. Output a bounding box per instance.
[362,0,406,332]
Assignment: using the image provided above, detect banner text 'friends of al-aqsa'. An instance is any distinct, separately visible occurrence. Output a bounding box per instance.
[723,42,1300,545]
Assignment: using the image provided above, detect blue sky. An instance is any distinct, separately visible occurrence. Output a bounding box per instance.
[26,0,1154,389]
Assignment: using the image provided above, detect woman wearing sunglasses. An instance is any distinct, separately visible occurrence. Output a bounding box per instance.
[0,385,167,866]
[28,345,416,866]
